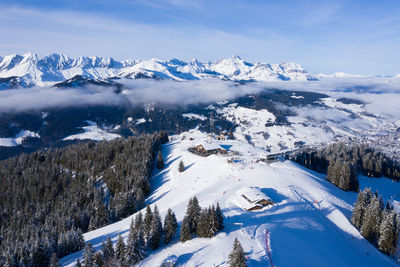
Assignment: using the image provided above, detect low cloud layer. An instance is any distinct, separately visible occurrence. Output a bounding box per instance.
[0,77,400,120]
[0,79,260,113]
[257,77,400,118]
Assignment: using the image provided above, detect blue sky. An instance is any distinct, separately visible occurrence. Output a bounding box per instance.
[0,0,399,74]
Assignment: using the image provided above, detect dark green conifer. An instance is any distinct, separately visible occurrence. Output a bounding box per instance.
[156,151,164,169]
[228,238,247,267]
[164,208,178,244]
[180,216,191,242]
[178,161,185,172]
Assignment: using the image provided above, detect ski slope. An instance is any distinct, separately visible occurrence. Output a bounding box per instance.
[61,130,398,266]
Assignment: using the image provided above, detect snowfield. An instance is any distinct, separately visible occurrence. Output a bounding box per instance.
[61,130,398,267]
[0,130,40,147]
[63,121,121,141]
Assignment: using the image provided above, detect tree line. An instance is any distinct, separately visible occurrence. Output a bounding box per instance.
[293,142,400,191]
[180,197,224,242]
[0,132,168,266]
[78,197,224,266]
[351,188,399,256]
[79,204,177,267]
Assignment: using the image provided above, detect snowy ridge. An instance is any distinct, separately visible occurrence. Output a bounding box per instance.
[0,53,316,86]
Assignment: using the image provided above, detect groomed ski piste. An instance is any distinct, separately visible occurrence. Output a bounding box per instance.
[61,129,399,266]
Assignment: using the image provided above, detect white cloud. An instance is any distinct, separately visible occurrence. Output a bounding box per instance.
[0,77,399,122]
[0,79,260,113]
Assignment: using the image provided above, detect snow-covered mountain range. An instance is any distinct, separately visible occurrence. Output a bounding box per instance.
[0,53,317,87]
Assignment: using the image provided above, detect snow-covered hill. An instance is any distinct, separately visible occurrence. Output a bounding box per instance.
[0,53,316,86]
[60,131,398,266]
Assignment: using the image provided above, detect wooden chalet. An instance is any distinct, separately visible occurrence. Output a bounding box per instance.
[189,142,226,157]
[230,187,274,211]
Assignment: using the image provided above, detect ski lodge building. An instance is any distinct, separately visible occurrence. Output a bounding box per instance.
[230,187,274,211]
[189,142,226,157]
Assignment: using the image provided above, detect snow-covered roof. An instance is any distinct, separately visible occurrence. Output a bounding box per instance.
[162,255,178,264]
[229,193,261,211]
[235,187,270,203]
[229,187,270,211]
[198,142,224,151]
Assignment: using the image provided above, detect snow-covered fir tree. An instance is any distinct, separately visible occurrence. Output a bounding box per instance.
[148,205,163,250]
[351,188,373,228]
[125,225,145,265]
[49,253,60,267]
[216,202,224,231]
[186,196,201,233]
[101,237,115,263]
[156,151,164,169]
[360,194,383,243]
[93,252,104,267]
[82,242,95,267]
[143,205,153,246]
[196,209,210,238]
[163,208,178,244]
[228,238,247,267]
[115,235,126,263]
[180,216,191,242]
[378,210,399,255]
[178,160,185,172]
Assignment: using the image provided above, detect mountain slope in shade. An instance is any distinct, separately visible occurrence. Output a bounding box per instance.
[0,53,316,87]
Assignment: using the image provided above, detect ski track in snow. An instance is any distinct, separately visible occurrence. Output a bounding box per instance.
[60,130,398,267]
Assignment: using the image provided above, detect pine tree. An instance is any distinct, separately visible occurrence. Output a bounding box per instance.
[148,205,163,250]
[115,235,126,261]
[378,210,399,255]
[127,218,136,249]
[215,202,224,231]
[352,191,366,228]
[180,216,191,242]
[228,238,247,267]
[129,212,143,244]
[102,237,114,262]
[352,188,373,229]
[209,206,219,237]
[31,237,50,267]
[49,253,60,267]
[143,206,153,246]
[125,228,145,265]
[76,259,82,267]
[164,208,178,244]
[178,161,185,172]
[156,151,164,169]
[196,210,210,238]
[89,195,110,231]
[360,195,383,243]
[186,197,201,233]
[327,159,338,186]
[93,252,104,267]
[385,200,394,212]
[82,242,95,267]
